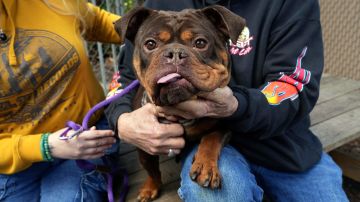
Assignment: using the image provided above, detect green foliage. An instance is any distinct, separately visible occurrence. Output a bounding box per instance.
[123,0,138,12]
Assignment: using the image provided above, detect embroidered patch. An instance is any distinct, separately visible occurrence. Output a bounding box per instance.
[106,71,123,99]
[229,27,254,56]
[106,88,123,99]
[261,81,298,105]
[108,71,122,92]
[279,47,311,92]
[261,47,311,105]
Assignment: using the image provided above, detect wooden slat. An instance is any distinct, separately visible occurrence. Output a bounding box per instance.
[311,107,360,151]
[319,73,333,86]
[126,158,181,201]
[317,78,360,104]
[152,180,181,202]
[310,89,360,125]
[119,150,174,175]
[330,150,360,182]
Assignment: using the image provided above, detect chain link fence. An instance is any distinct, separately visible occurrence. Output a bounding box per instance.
[87,0,143,93]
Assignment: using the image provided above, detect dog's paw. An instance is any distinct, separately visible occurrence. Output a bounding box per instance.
[189,155,221,189]
[137,177,161,202]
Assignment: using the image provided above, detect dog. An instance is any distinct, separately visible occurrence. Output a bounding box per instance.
[115,5,245,201]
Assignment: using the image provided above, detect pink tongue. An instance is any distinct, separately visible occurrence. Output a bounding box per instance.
[157,73,181,84]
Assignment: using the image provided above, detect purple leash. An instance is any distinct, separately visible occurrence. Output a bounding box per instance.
[59,80,140,202]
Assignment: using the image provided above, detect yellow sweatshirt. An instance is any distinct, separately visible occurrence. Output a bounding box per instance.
[0,0,121,174]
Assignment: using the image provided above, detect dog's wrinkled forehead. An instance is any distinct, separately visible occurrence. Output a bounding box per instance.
[115,5,246,46]
[135,10,219,43]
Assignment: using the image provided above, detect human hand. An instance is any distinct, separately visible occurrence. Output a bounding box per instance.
[117,103,185,155]
[48,127,116,160]
[156,86,238,119]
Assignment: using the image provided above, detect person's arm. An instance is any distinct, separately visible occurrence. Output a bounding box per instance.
[225,1,323,139]
[83,3,122,43]
[105,41,137,133]
[0,128,115,174]
[0,133,43,174]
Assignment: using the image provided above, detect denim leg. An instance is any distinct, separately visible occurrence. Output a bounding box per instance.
[178,145,263,202]
[40,159,107,202]
[0,162,51,202]
[251,152,349,202]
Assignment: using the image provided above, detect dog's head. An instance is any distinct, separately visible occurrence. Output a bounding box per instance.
[115,6,245,106]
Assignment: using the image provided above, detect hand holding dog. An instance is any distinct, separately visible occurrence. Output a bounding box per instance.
[117,103,185,155]
[156,86,238,119]
[48,127,116,159]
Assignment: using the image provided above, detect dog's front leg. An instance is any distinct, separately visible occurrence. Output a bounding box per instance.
[137,149,162,202]
[189,130,230,189]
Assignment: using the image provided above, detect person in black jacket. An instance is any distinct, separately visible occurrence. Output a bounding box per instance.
[105,0,349,201]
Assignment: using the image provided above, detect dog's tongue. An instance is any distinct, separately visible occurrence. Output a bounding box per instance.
[157,73,181,84]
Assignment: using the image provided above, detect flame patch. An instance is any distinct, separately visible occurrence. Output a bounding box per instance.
[261,47,311,105]
[261,81,298,105]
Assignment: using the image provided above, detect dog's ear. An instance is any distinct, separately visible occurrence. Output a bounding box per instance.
[199,5,246,44]
[114,7,154,43]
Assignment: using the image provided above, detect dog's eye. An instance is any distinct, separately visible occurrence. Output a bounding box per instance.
[144,40,157,51]
[194,39,208,49]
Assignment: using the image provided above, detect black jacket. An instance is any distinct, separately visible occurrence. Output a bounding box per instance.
[105,0,324,172]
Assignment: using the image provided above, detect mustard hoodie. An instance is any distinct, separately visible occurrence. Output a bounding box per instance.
[0,0,121,174]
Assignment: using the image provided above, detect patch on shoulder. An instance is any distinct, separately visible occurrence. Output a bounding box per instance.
[229,26,254,56]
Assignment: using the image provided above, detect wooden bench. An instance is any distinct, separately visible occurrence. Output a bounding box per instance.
[117,74,360,201]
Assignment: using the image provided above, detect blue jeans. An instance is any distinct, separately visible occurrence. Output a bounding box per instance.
[0,116,118,202]
[178,145,349,202]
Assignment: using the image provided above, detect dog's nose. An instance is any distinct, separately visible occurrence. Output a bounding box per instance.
[163,48,188,63]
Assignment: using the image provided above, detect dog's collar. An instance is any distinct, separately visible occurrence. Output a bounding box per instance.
[141,91,196,127]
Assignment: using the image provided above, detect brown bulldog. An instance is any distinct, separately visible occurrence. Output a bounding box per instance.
[115,5,245,201]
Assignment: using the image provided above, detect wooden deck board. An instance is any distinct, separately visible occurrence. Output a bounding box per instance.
[317,77,360,104]
[125,158,181,201]
[120,75,360,201]
[310,89,360,125]
[330,150,360,182]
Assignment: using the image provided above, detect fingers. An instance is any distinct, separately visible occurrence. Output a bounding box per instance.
[161,148,181,156]
[147,136,185,155]
[80,129,115,140]
[82,144,113,155]
[83,136,116,148]
[161,136,185,150]
[156,100,208,119]
[198,87,232,101]
[76,136,116,159]
[82,152,107,160]
[154,122,184,138]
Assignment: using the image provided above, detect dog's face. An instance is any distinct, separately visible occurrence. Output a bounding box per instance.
[115,6,245,106]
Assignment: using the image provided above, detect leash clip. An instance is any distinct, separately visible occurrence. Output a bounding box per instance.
[58,127,84,140]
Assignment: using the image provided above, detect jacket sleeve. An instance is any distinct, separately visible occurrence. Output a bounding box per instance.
[0,133,44,174]
[84,3,122,44]
[224,1,323,139]
[104,41,138,132]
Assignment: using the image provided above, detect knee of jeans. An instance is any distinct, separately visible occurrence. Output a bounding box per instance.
[81,170,107,192]
[0,176,16,201]
[314,153,344,186]
[178,145,263,202]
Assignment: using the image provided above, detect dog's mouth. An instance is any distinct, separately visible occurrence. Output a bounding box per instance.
[154,72,198,106]
[157,73,182,84]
